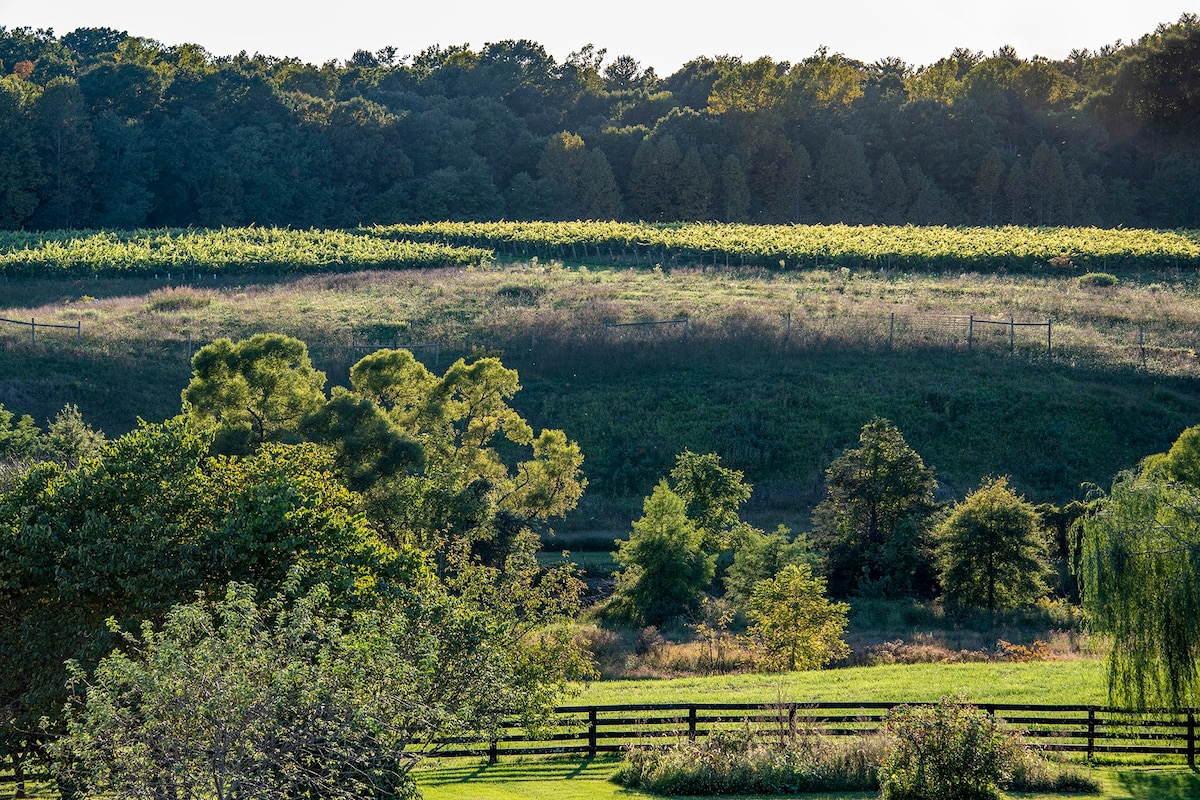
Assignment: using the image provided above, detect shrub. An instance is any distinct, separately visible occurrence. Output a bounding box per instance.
[144,286,215,311]
[1078,272,1118,288]
[1006,747,1100,794]
[880,697,1016,800]
[612,725,882,795]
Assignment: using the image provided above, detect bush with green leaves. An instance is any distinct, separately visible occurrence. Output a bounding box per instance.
[1078,271,1119,287]
[879,697,1016,800]
[613,725,882,796]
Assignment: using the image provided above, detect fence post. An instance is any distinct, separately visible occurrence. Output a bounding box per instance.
[1087,707,1096,763]
[688,705,697,742]
[76,320,81,341]
[1046,319,1051,355]
[889,312,895,349]
[30,317,35,345]
[968,315,973,351]
[684,315,690,341]
[588,708,598,758]
[1009,316,1015,353]
[1188,711,1195,769]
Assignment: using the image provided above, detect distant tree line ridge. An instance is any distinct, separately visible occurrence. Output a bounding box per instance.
[0,15,1198,232]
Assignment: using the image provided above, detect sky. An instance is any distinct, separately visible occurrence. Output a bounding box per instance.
[2,1,1196,74]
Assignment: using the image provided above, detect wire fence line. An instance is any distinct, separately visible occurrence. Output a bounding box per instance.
[0,316,81,345]
[4,309,1197,378]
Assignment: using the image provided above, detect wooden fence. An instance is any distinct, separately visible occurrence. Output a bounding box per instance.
[603,316,690,342]
[5,700,1196,789]
[0,316,80,344]
[433,701,1199,766]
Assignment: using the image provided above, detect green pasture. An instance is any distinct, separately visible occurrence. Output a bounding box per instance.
[413,757,1200,800]
[571,660,1109,707]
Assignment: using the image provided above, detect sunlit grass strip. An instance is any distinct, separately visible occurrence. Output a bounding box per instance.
[0,227,491,278]
[573,660,1108,707]
[379,221,1200,273]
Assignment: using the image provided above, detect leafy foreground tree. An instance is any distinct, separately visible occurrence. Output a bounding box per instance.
[812,418,938,598]
[0,419,413,777]
[746,563,849,671]
[1079,423,1200,710]
[936,476,1050,617]
[2,336,589,784]
[56,574,588,800]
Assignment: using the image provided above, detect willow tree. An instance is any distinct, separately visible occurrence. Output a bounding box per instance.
[1079,425,1200,710]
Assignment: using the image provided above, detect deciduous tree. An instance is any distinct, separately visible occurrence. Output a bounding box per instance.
[1079,423,1200,710]
[612,481,715,625]
[936,476,1050,615]
[182,333,327,453]
[812,418,937,598]
[746,563,849,671]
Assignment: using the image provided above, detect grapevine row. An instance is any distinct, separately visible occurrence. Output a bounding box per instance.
[375,222,1200,274]
[0,227,491,279]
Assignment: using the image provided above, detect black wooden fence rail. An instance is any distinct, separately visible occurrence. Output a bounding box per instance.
[431,702,1200,767]
[4,701,1196,787]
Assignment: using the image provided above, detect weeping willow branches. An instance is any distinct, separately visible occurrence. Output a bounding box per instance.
[1079,448,1200,711]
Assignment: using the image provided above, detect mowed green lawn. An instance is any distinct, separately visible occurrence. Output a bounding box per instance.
[570,660,1109,707]
[415,660,1200,800]
[414,757,1200,800]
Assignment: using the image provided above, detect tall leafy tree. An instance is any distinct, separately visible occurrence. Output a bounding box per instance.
[30,77,98,228]
[936,476,1050,615]
[612,481,715,625]
[182,333,328,454]
[746,563,849,672]
[537,131,623,219]
[668,450,752,552]
[0,79,41,228]
[724,527,818,615]
[1079,423,1200,710]
[0,418,412,776]
[812,418,938,598]
[814,130,872,223]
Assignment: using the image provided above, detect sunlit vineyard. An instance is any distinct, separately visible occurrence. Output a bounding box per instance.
[379,221,1200,274]
[4,223,1199,279]
[0,227,491,278]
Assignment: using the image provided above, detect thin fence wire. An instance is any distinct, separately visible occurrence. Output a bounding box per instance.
[4,310,1200,379]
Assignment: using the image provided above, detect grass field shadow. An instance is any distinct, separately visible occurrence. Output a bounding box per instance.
[1105,766,1200,799]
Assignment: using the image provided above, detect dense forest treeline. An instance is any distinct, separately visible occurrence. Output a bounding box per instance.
[0,15,1198,232]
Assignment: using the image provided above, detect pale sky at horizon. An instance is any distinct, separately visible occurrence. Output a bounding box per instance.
[2,1,1196,75]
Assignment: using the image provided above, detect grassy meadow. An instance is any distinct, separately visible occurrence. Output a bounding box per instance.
[570,660,1108,707]
[6,249,1200,534]
[10,761,1196,800]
